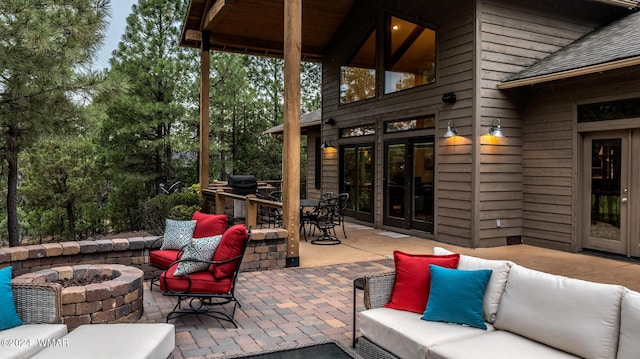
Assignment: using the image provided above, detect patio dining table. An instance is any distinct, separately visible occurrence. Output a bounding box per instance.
[300,199,320,241]
[300,199,320,209]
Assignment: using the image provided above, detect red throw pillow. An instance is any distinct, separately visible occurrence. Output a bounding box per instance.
[212,224,249,279]
[191,211,228,238]
[384,251,460,314]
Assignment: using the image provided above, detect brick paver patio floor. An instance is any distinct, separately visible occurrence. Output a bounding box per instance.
[140,259,394,359]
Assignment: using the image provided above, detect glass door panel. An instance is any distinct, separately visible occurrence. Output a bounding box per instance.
[384,137,434,232]
[358,146,373,214]
[340,144,374,222]
[343,147,357,212]
[386,144,406,221]
[411,141,434,232]
[583,133,628,255]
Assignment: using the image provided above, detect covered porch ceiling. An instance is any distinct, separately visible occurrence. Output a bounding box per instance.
[180,0,357,62]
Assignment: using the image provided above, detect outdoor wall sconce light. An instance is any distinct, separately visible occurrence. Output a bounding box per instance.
[324,118,336,125]
[442,92,457,104]
[489,118,505,137]
[443,120,458,138]
[320,140,333,150]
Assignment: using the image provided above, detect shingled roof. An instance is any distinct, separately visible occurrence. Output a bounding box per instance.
[499,9,640,89]
[264,109,321,135]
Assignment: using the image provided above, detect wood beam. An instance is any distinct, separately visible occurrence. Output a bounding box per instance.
[184,30,325,60]
[199,31,211,194]
[282,0,302,267]
[201,0,236,30]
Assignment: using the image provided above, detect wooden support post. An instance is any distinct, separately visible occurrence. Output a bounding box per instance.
[282,0,302,267]
[245,195,258,229]
[215,190,225,215]
[199,31,211,195]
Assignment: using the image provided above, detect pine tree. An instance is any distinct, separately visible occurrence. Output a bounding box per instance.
[98,0,193,229]
[0,0,110,246]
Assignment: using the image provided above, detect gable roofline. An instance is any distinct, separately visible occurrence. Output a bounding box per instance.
[499,6,640,90]
[497,56,640,89]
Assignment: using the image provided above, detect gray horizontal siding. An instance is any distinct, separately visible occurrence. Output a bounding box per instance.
[477,0,609,247]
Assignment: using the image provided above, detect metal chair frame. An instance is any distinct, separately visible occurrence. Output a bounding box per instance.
[161,229,252,328]
[310,197,341,245]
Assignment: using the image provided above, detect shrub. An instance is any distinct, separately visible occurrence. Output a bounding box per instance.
[140,188,201,235]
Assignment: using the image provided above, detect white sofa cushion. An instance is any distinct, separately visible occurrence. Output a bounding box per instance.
[360,307,493,359]
[617,289,640,359]
[432,247,512,323]
[494,264,624,359]
[427,330,581,359]
[32,323,175,359]
[0,324,67,359]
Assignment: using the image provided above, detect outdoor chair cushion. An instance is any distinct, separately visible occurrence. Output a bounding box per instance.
[212,224,249,279]
[427,330,580,359]
[617,289,640,359]
[360,307,494,359]
[1,324,68,359]
[149,249,181,269]
[173,235,223,276]
[494,264,624,359]
[422,266,492,330]
[160,219,196,250]
[161,265,234,294]
[192,211,228,238]
[0,266,22,330]
[433,247,513,323]
[31,323,175,359]
[384,251,460,314]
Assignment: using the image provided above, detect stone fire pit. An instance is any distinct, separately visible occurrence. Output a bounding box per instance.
[13,264,144,331]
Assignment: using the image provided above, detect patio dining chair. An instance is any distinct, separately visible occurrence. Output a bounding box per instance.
[256,191,282,229]
[320,191,334,200]
[334,192,350,238]
[309,197,341,245]
[160,224,251,328]
[267,191,283,202]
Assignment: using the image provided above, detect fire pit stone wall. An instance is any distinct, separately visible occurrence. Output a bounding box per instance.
[12,264,144,331]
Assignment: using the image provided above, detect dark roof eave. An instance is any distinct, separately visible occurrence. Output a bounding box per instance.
[264,120,321,135]
[498,56,640,89]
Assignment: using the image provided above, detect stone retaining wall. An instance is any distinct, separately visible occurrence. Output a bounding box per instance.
[0,228,289,279]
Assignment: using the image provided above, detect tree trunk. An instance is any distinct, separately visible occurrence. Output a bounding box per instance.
[155,123,163,194]
[7,131,20,247]
[66,201,76,241]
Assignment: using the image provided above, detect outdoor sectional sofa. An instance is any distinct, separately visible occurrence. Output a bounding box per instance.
[2,280,175,359]
[357,247,640,359]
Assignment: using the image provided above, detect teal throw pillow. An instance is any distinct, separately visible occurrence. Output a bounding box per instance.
[174,235,223,276]
[421,265,492,330]
[0,266,23,330]
[161,219,197,250]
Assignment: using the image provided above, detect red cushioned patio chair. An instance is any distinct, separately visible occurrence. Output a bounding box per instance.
[159,224,251,328]
[149,212,229,291]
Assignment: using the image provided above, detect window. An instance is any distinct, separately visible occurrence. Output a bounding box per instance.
[340,29,376,104]
[340,125,376,138]
[578,98,640,123]
[385,16,436,94]
[385,116,435,133]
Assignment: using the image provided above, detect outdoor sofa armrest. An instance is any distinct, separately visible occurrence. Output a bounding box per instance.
[11,282,62,324]
[363,271,396,310]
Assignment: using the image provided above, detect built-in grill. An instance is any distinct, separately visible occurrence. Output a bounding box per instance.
[228,175,257,196]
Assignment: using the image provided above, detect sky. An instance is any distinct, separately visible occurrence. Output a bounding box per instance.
[93,0,138,70]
